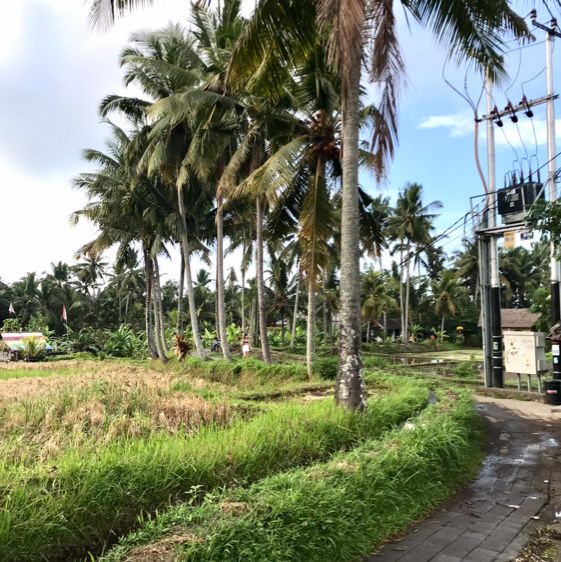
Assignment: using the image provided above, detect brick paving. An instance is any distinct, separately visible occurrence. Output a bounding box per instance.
[365,397,561,562]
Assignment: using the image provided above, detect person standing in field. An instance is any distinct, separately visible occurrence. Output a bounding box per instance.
[242,333,251,358]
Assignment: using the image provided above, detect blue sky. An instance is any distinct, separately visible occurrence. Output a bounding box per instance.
[1,1,559,283]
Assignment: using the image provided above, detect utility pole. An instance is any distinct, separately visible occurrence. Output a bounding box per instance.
[532,9,561,378]
[546,27,561,326]
[478,235,493,387]
[485,72,504,388]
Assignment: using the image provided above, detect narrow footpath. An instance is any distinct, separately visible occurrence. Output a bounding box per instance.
[365,397,561,562]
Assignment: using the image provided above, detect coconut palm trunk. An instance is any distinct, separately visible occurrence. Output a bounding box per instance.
[216,194,232,360]
[256,196,272,363]
[322,274,328,343]
[241,246,246,335]
[306,276,316,380]
[152,257,168,362]
[334,55,366,411]
[177,184,206,359]
[177,248,185,333]
[404,246,411,346]
[143,247,158,359]
[153,257,168,354]
[149,258,165,361]
[290,273,300,349]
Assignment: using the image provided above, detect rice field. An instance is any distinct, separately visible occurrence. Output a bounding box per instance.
[0,358,481,562]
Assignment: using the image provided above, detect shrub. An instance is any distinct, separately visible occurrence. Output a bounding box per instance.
[21,335,46,361]
[1,318,21,332]
[26,312,50,335]
[453,361,478,379]
[313,357,338,379]
[103,325,146,358]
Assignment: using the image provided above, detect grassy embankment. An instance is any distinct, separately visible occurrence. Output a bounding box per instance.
[100,390,482,562]
[0,360,430,561]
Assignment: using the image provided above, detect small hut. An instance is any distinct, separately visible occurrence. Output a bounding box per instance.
[0,332,52,361]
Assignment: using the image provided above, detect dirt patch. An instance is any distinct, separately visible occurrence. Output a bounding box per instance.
[515,525,561,561]
[125,532,203,561]
[220,501,250,516]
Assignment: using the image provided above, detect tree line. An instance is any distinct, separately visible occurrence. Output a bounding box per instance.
[2,0,540,409]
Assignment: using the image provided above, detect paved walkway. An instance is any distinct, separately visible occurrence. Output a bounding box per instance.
[365,397,561,562]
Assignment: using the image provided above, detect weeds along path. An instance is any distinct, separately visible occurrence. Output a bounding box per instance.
[0,364,430,562]
[367,397,561,562]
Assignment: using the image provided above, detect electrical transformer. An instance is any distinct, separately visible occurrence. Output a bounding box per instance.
[503,330,548,375]
[497,182,543,224]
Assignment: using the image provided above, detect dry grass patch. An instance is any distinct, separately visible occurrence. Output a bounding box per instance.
[0,376,233,464]
[125,532,203,562]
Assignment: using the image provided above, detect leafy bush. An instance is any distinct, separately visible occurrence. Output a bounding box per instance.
[1,318,21,332]
[21,336,46,361]
[452,361,479,379]
[68,327,106,354]
[227,323,242,345]
[26,312,51,335]
[103,325,146,358]
[313,357,338,379]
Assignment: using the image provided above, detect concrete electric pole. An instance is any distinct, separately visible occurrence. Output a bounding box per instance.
[485,73,505,388]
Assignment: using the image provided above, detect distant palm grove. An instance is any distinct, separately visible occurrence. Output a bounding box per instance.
[1,0,540,409]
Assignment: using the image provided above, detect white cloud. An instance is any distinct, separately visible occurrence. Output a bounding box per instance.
[418,110,474,138]
[0,4,25,63]
[419,110,561,150]
[0,155,97,283]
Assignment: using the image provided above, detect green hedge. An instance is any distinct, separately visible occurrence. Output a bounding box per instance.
[0,381,428,561]
[101,392,482,562]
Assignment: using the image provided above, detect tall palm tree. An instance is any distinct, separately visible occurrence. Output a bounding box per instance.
[432,269,463,340]
[361,268,397,341]
[453,239,479,299]
[72,124,174,361]
[389,183,441,345]
[100,24,211,359]
[361,194,392,272]
[226,0,527,409]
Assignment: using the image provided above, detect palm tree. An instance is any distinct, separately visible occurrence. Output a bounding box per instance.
[89,0,529,410]
[100,24,211,359]
[453,239,479,299]
[361,195,392,272]
[72,124,174,361]
[389,183,441,345]
[227,0,527,409]
[432,269,463,340]
[361,269,397,341]
[11,272,42,327]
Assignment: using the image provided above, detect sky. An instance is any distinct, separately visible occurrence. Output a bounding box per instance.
[1,0,560,284]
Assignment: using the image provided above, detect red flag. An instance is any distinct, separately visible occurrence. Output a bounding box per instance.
[8,302,15,316]
[62,304,68,323]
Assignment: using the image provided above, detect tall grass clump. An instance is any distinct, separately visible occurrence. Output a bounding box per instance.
[0,381,428,561]
[166,356,310,388]
[101,392,481,562]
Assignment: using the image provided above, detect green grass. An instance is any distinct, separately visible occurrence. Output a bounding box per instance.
[0,366,82,380]
[100,391,482,562]
[0,377,428,562]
